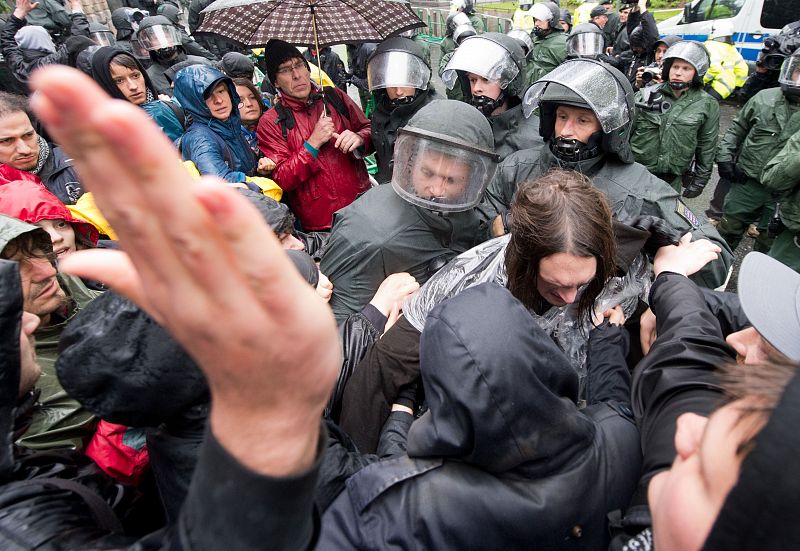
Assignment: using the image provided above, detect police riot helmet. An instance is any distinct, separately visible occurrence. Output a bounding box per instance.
[530,1,560,37]
[88,22,116,47]
[523,58,635,163]
[566,23,605,59]
[507,28,533,56]
[156,3,182,26]
[778,52,800,100]
[661,40,710,88]
[367,36,431,93]
[392,99,498,212]
[137,16,182,52]
[442,33,526,95]
[453,23,477,44]
[111,7,147,35]
[446,11,471,37]
[519,1,532,10]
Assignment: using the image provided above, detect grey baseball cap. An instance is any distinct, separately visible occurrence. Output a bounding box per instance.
[737,252,800,362]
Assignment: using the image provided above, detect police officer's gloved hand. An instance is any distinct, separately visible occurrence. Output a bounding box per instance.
[682,178,706,199]
[717,161,738,182]
[620,214,682,254]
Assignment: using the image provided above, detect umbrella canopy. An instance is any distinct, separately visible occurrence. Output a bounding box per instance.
[197,0,425,48]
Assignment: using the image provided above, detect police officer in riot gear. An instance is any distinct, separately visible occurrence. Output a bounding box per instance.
[367,36,437,183]
[442,32,542,160]
[529,1,567,82]
[565,23,621,69]
[506,28,535,85]
[156,3,217,61]
[110,7,148,60]
[320,100,498,323]
[630,41,720,197]
[483,58,733,288]
[137,15,209,95]
[716,51,800,254]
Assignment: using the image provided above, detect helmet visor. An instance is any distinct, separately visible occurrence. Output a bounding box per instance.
[507,29,533,55]
[442,37,519,90]
[368,51,430,91]
[137,25,181,50]
[391,127,498,212]
[91,31,116,47]
[662,41,710,77]
[522,59,630,132]
[779,55,800,87]
[566,32,604,57]
[131,38,150,60]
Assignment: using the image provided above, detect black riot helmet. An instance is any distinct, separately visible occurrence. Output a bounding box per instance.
[367,36,431,107]
[523,58,635,163]
[566,23,605,59]
[111,7,147,38]
[559,8,573,33]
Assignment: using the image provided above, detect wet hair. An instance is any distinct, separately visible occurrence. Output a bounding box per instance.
[505,168,616,320]
[718,359,799,456]
[0,92,31,120]
[232,77,265,118]
[108,51,140,71]
[0,230,56,266]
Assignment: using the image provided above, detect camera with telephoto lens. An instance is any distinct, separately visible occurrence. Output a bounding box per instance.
[641,64,661,84]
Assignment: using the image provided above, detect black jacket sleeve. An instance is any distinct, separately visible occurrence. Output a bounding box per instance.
[586,321,632,411]
[177,426,324,551]
[631,272,732,488]
[698,287,751,337]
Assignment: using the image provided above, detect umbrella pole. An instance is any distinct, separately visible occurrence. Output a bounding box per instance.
[310,5,328,117]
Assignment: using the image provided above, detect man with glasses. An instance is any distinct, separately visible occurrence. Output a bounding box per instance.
[257,39,373,232]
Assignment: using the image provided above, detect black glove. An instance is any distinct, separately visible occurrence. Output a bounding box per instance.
[682,177,707,199]
[717,161,742,182]
[618,214,682,254]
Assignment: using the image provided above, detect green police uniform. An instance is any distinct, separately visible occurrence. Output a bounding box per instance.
[631,84,720,191]
[761,128,800,271]
[716,87,800,251]
[530,29,567,82]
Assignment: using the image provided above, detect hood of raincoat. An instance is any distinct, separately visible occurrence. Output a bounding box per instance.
[0,260,22,481]
[90,46,157,102]
[173,64,242,142]
[0,180,99,246]
[14,25,55,53]
[56,291,209,427]
[406,282,596,476]
[0,213,50,257]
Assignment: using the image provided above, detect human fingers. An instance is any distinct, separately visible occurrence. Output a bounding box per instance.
[30,68,241,298]
[384,302,402,335]
[332,131,343,149]
[639,308,657,355]
[344,133,363,153]
[606,305,626,326]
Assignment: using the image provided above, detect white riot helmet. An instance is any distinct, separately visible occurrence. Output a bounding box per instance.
[367,37,431,93]
[778,52,800,99]
[519,1,533,10]
[507,28,534,56]
[661,40,710,88]
[392,100,498,212]
[453,23,477,44]
[530,1,559,37]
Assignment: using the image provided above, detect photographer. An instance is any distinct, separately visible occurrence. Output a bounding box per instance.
[617,0,659,87]
[630,41,720,198]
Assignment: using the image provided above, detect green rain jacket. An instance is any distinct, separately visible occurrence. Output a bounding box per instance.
[0,216,100,451]
[530,30,567,83]
[716,87,800,181]
[631,84,720,186]
[761,128,800,232]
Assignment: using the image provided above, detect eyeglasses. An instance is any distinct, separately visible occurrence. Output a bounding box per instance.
[276,61,308,76]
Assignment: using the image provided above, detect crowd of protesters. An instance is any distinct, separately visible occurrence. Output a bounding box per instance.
[0,0,799,548]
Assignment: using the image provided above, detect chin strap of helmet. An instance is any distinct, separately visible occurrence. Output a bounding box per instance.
[549,130,603,162]
[781,83,800,102]
[470,92,506,116]
[389,92,419,109]
[668,80,690,91]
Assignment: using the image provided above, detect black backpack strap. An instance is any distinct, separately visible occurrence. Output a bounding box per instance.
[162,100,188,131]
[274,101,295,140]
[323,87,349,119]
[8,477,124,534]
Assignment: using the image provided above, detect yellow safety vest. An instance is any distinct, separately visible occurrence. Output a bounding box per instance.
[573,2,598,27]
[512,8,535,31]
[703,40,748,99]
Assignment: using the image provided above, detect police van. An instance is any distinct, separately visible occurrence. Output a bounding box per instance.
[657,0,800,62]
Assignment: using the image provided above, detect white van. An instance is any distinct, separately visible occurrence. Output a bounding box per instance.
[657,0,800,62]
